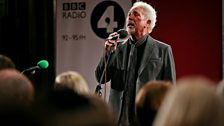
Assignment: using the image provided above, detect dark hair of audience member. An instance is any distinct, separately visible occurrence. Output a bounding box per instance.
[135,80,173,126]
[40,87,116,126]
[0,54,16,70]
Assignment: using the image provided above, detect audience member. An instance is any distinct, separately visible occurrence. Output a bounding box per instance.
[0,69,36,126]
[55,71,90,95]
[0,54,15,70]
[0,69,34,109]
[153,76,224,126]
[135,80,173,126]
[41,87,116,126]
[217,79,224,95]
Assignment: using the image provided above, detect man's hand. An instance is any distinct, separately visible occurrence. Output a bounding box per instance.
[105,32,119,53]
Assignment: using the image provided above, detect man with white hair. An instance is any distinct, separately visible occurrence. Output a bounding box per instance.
[95,1,176,126]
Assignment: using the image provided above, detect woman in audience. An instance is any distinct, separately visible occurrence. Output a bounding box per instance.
[135,80,173,126]
[55,71,90,95]
[153,76,224,126]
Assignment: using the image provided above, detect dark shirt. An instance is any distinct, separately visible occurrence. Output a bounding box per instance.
[119,34,147,126]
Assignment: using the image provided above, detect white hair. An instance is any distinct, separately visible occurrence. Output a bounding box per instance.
[131,1,157,33]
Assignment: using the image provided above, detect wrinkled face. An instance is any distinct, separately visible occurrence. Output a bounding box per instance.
[126,7,148,35]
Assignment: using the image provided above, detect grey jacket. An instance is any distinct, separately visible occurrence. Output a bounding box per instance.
[95,35,176,122]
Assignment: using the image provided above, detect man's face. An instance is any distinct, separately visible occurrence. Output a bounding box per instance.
[126,7,148,35]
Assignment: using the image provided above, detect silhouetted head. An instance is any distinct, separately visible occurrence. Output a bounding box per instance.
[0,54,16,70]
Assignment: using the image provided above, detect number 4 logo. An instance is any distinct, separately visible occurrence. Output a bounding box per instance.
[97,6,118,33]
[91,1,125,39]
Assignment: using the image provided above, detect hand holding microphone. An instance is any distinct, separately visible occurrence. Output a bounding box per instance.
[105,32,118,53]
[105,29,128,53]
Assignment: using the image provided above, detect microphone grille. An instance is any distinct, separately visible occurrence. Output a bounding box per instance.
[37,60,49,69]
[117,29,128,39]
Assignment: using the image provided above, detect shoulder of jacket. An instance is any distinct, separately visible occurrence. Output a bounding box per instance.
[148,36,171,49]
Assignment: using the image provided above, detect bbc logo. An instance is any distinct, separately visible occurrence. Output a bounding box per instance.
[63,2,86,11]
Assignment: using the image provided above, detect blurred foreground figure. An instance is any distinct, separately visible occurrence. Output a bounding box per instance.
[217,80,224,95]
[0,54,16,70]
[0,69,36,126]
[135,80,173,126]
[153,76,224,126]
[0,69,34,108]
[41,88,116,126]
[55,71,90,95]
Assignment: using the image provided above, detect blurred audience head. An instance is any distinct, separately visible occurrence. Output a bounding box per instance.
[0,69,36,126]
[41,88,116,126]
[217,79,224,95]
[153,76,224,126]
[0,54,16,70]
[0,69,34,109]
[55,71,90,95]
[135,80,173,126]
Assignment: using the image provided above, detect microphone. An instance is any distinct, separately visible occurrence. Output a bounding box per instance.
[21,60,49,74]
[106,29,128,41]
